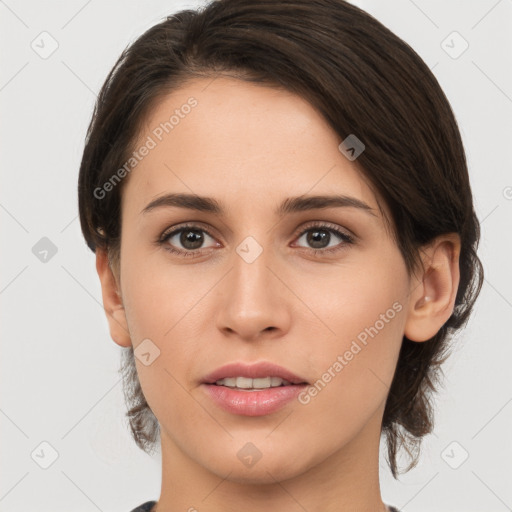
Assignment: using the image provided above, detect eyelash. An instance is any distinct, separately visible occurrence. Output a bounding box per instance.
[157,222,355,259]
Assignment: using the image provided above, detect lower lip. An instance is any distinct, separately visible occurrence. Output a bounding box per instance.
[202,383,308,416]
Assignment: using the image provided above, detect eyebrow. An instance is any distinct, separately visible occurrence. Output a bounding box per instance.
[141,192,377,217]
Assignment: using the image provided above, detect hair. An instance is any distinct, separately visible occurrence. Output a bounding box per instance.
[77,0,483,478]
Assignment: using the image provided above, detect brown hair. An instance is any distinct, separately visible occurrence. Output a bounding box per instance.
[78,0,483,478]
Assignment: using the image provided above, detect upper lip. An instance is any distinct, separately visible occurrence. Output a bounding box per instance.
[202,361,309,385]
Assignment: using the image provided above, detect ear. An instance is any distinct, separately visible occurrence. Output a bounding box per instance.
[95,248,132,348]
[404,233,461,342]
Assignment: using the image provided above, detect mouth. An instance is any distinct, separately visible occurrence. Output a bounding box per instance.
[201,362,310,416]
[202,361,309,389]
[210,376,306,391]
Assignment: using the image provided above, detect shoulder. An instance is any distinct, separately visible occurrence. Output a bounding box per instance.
[129,500,157,512]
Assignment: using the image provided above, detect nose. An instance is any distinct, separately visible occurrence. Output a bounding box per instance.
[215,240,292,342]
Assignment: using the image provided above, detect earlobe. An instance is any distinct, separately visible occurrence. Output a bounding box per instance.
[95,248,132,348]
[404,234,461,342]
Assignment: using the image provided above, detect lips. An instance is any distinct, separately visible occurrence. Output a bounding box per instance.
[202,361,309,385]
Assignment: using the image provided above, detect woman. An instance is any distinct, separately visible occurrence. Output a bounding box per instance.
[77,0,483,510]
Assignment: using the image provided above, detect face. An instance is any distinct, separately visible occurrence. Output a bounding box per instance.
[113,76,413,483]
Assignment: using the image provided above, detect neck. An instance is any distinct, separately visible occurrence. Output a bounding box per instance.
[153,403,388,512]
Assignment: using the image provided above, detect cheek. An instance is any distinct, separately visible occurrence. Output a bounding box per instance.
[119,257,204,423]
[119,242,194,340]
[304,251,407,343]
[118,244,212,392]
[299,253,408,412]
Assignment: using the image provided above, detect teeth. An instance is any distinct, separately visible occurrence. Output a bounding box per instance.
[214,376,292,388]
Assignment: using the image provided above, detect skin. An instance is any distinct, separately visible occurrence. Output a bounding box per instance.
[95,76,461,512]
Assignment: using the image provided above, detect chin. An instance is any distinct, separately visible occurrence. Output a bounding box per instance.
[204,449,311,486]
[219,466,300,486]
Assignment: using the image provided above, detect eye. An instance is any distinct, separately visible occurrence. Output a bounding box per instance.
[157,221,355,259]
[158,223,219,258]
[293,222,354,255]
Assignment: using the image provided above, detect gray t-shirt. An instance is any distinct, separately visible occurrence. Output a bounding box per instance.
[130,501,156,512]
[130,501,401,511]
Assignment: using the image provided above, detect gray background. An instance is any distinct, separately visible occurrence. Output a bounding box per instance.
[1,1,511,510]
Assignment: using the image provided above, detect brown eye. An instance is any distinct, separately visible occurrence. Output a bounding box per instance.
[159,224,219,257]
[294,223,354,255]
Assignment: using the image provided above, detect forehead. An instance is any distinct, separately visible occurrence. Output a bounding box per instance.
[122,75,382,220]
